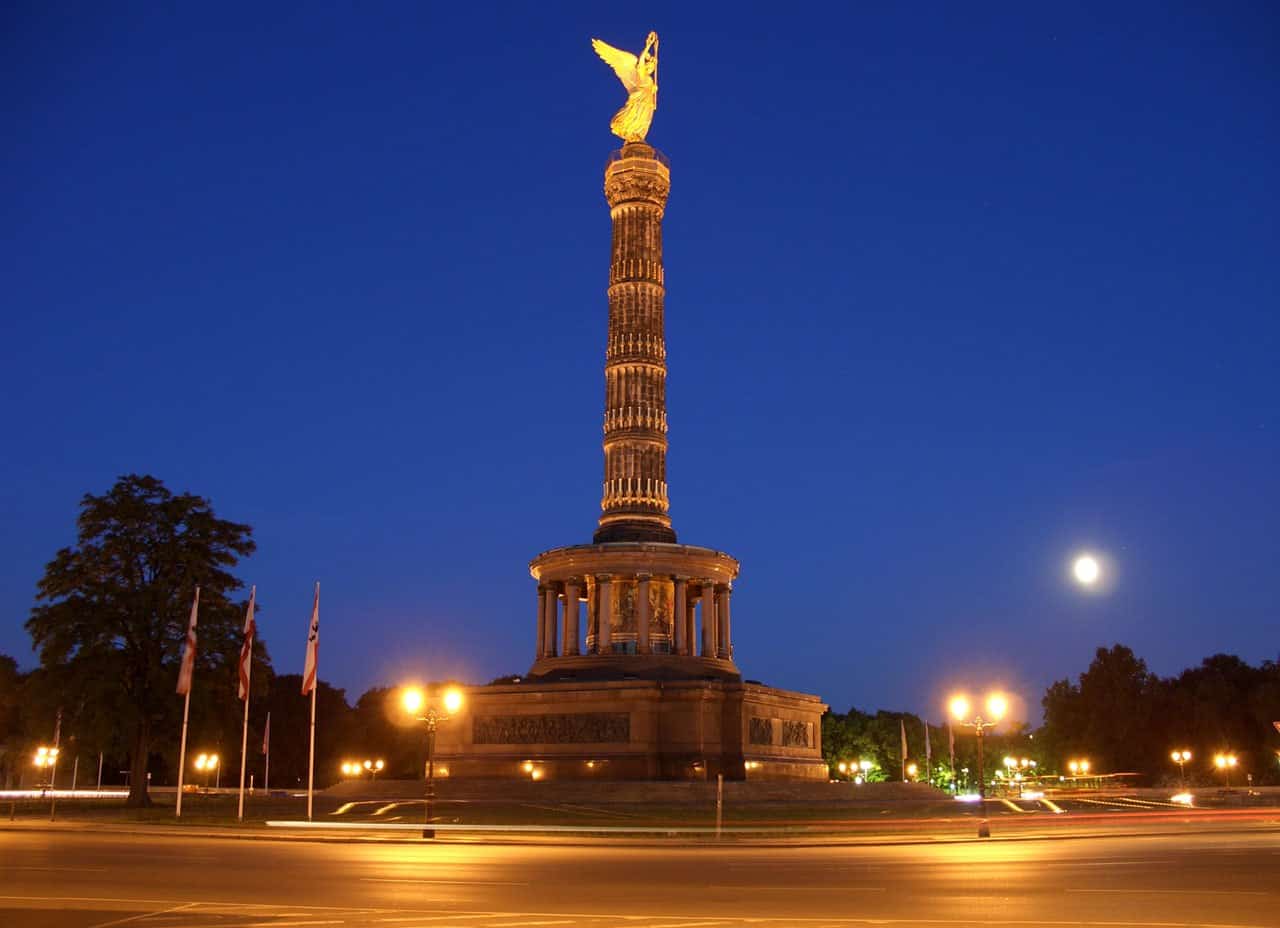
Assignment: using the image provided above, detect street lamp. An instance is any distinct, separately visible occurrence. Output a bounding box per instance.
[194,753,219,790]
[401,685,464,838]
[363,758,385,781]
[33,746,59,791]
[837,761,848,781]
[1170,749,1192,789]
[948,691,1008,838]
[1213,753,1238,789]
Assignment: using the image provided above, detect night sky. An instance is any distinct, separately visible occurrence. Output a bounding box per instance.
[3,3,1276,723]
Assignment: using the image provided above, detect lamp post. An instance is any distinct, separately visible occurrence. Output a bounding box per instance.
[402,685,463,838]
[948,692,1008,838]
[194,753,219,791]
[1213,753,1238,789]
[1170,749,1192,789]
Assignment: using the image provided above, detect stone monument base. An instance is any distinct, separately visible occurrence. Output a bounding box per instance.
[433,677,828,782]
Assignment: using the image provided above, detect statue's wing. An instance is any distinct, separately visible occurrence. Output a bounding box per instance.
[592,38,639,92]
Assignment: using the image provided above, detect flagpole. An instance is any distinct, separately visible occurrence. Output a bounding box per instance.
[302,581,319,822]
[237,676,251,821]
[175,687,191,818]
[306,684,317,821]
[174,585,200,819]
[236,586,255,822]
[264,713,270,793]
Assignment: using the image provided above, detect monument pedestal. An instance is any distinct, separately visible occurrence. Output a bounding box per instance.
[434,677,828,782]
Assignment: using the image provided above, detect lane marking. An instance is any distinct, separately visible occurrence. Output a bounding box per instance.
[360,877,530,887]
[371,917,499,923]
[1067,889,1271,896]
[708,885,885,893]
[87,902,197,928]
[11,865,109,872]
[190,922,345,928]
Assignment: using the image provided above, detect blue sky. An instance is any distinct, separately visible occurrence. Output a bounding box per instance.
[2,2,1276,721]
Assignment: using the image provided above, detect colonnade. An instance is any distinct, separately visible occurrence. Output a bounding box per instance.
[535,576,732,661]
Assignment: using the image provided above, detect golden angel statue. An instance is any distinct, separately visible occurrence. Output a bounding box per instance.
[591,31,658,142]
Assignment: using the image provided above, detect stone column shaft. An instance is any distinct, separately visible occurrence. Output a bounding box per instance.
[597,577,613,654]
[701,582,717,658]
[542,587,559,658]
[535,586,546,658]
[637,576,651,654]
[563,582,580,656]
[672,578,688,655]
[719,586,732,659]
[595,142,676,544]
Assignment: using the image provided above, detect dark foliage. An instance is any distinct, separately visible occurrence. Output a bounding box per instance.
[25,475,255,805]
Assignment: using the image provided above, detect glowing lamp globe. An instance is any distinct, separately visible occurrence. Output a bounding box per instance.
[401,687,425,715]
[986,693,1008,721]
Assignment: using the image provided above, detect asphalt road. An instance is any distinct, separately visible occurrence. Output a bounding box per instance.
[2,825,1278,928]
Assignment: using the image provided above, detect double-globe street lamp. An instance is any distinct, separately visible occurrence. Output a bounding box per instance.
[1213,752,1239,789]
[194,752,220,790]
[32,746,59,791]
[948,691,1008,838]
[1170,749,1192,788]
[401,685,464,838]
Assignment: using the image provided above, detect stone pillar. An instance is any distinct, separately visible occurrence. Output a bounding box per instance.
[686,596,697,657]
[542,586,559,658]
[597,576,613,654]
[563,581,580,656]
[672,577,688,655]
[536,585,547,658]
[719,585,732,659]
[701,581,717,658]
[637,574,651,654]
[595,142,676,545]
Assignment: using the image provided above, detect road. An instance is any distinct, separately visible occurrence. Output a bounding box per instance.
[2,825,1277,927]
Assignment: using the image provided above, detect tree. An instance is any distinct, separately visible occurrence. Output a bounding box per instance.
[26,475,255,806]
[0,654,25,787]
[263,674,354,789]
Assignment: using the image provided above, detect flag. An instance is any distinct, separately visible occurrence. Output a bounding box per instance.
[175,587,200,695]
[900,717,908,778]
[237,586,256,700]
[262,712,271,754]
[924,719,932,764]
[300,583,319,695]
[948,719,955,766]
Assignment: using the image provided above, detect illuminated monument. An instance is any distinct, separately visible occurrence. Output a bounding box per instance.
[436,33,826,780]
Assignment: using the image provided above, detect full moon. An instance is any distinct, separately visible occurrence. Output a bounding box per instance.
[1073,555,1100,585]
